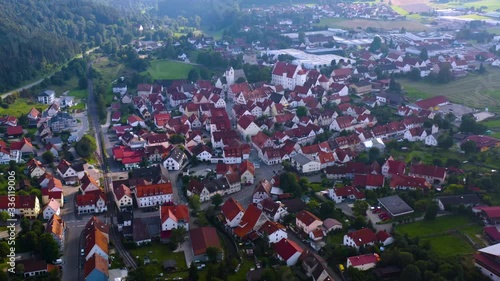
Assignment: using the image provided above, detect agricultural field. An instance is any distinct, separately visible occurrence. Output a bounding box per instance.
[400,67,500,113]
[316,18,429,31]
[396,215,480,257]
[449,0,500,12]
[144,60,200,80]
[457,14,492,20]
[1,98,48,117]
[93,56,135,84]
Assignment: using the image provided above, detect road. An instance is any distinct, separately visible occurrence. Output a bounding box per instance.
[61,186,85,281]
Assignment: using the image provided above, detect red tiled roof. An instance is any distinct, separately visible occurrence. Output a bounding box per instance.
[475,252,500,277]
[484,226,500,241]
[239,160,255,176]
[7,126,23,136]
[385,159,406,175]
[160,204,189,224]
[390,174,428,189]
[333,186,365,199]
[409,164,446,179]
[347,253,379,267]
[221,198,245,222]
[0,195,37,209]
[234,204,263,238]
[272,62,299,78]
[83,253,109,278]
[272,238,303,261]
[346,228,376,246]
[190,227,221,256]
[415,95,448,109]
[353,174,385,187]
[259,220,285,235]
[296,210,321,227]
[136,183,172,198]
[114,184,132,200]
[376,230,391,242]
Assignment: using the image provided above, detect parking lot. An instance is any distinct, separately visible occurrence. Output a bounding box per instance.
[366,206,393,233]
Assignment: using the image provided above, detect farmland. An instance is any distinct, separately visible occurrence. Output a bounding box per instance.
[400,67,500,113]
[143,60,200,80]
[316,18,429,32]
[1,98,48,117]
[396,215,480,257]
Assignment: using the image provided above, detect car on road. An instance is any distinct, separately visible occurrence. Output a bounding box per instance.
[80,249,84,256]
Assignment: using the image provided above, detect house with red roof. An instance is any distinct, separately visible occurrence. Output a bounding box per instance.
[237,115,260,137]
[473,206,500,225]
[135,183,173,208]
[328,186,365,203]
[382,157,406,178]
[113,184,133,211]
[353,174,385,190]
[42,198,61,220]
[259,220,287,243]
[190,227,223,262]
[296,210,323,235]
[76,192,107,215]
[221,198,245,228]
[343,228,376,250]
[6,125,23,137]
[160,204,189,238]
[10,137,35,158]
[111,111,121,123]
[462,135,500,152]
[390,174,430,190]
[0,195,41,219]
[475,244,500,280]
[414,95,449,110]
[233,204,267,239]
[409,164,447,184]
[127,115,146,127]
[271,62,302,90]
[376,230,394,246]
[84,253,109,281]
[252,179,272,204]
[80,173,102,194]
[239,160,255,185]
[347,253,380,271]
[483,226,500,243]
[273,238,303,266]
[329,116,357,132]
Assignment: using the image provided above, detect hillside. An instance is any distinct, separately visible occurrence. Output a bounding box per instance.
[0,0,136,92]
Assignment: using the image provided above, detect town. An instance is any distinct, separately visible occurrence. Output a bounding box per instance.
[0,1,500,281]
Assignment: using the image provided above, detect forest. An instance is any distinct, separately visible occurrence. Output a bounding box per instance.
[0,0,139,92]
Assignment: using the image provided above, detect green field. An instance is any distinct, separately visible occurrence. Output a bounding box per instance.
[482,119,500,128]
[93,56,134,83]
[400,67,500,113]
[316,17,429,31]
[129,242,187,278]
[1,98,48,117]
[487,27,500,35]
[448,0,500,12]
[391,5,409,15]
[397,215,480,257]
[144,60,200,80]
[457,14,492,20]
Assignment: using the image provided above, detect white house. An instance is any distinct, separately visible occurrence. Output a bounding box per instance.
[163,148,186,171]
[347,254,379,271]
[221,198,245,228]
[271,62,302,90]
[425,134,439,146]
[135,183,173,208]
[113,184,133,210]
[160,204,190,231]
[76,193,107,215]
[290,154,321,174]
[38,90,55,104]
[237,116,261,137]
[272,238,303,266]
[259,220,288,244]
[296,210,323,234]
[343,228,376,250]
[43,199,61,220]
[112,83,128,96]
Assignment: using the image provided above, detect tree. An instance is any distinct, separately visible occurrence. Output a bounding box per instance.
[478,62,486,74]
[437,135,453,150]
[78,76,88,89]
[460,115,487,134]
[424,203,439,221]
[414,200,429,212]
[75,135,97,158]
[296,106,308,117]
[401,264,422,281]
[437,64,452,83]
[235,77,246,83]
[0,211,9,222]
[319,201,336,220]
[352,200,369,217]
[206,247,220,263]
[368,147,380,163]
[461,140,477,154]
[38,233,60,262]
[298,32,306,43]
[369,36,382,52]
[211,194,223,209]
[187,69,199,82]
[409,67,421,81]
[188,262,199,281]
[0,241,9,261]
[42,151,55,163]
[419,48,429,60]
[389,77,401,92]
[189,195,201,213]
[170,227,187,249]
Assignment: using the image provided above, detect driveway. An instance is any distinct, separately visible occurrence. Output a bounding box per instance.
[366,208,392,233]
[73,111,89,141]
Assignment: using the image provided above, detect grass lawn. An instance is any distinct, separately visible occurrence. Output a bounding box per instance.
[491,132,500,138]
[450,0,500,12]
[457,14,492,20]
[144,60,200,80]
[420,234,475,257]
[1,98,48,117]
[396,215,476,237]
[93,56,135,83]
[487,27,500,35]
[128,242,187,278]
[327,231,345,244]
[391,5,409,15]
[482,119,500,128]
[400,67,500,113]
[461,225,487,248]
[316,17,428,31]
[69,102,87,111]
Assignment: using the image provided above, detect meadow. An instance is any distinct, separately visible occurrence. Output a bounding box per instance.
[143,60,200,80]
[400,67,500,113]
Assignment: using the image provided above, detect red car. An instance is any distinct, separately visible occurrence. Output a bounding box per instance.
[373,208,382,214]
